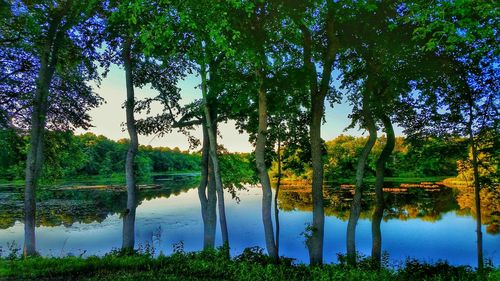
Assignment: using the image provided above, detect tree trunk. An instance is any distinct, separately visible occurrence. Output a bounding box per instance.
[199,122,217,249]
[468,98,483,275]
[206,155,217,248]
[23,19,62,257]
[371,114,394,269]
[198,123,209,248]
[471,138,483,275]
[24,73,50,257]
[346,92,377,266]
[200,51,229,249]
[308,93,326,265]
[255,68,278,260]
[122,38,139,251]
[299,4,336,264]
[274,134,282,256]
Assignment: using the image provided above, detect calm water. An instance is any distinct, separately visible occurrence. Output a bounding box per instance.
[0,175,498,266]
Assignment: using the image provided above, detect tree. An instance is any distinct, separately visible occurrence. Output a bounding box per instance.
[335,1,425,266]
[104,1,142,251]
[278,0,339,265]
[403,1,499,275]
[134,0,244,250]
[220,0,312,260]
[105,0,190,251]
[345,84,377,265]
[0,0,104,256]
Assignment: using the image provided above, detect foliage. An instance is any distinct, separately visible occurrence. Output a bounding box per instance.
[456,129,500,187]
[0,130,200,181]
[0,249,496,281]
[219,151,258,201]
[0,0,104,130]
[272,134,468,182]
[397,258,478,281]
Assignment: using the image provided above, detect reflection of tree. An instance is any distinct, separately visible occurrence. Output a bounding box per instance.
[455,185,499,234]
[277,183,460,223]
[0,176,198,229]
[383,188,458,222]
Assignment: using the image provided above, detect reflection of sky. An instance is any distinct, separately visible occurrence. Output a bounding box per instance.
[0,187,497,266]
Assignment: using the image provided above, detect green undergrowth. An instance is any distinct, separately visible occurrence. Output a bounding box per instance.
[0,247,497,281]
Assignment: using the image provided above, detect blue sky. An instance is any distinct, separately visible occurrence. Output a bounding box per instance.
[77,65,403,152]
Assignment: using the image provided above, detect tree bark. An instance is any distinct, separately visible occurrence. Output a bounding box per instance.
[371,114,394,268]
[23,16,63,257]
[274,134,282,256]
[255,68,278,260]
[308,93,326,265]
[206,155,217,248]
[198,122,209,248]
[199,122,217,249]
[200,49,229,249]
[346,91,377,266]
[122,38,139,251]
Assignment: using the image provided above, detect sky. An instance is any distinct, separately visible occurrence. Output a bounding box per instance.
[76,64,403,153]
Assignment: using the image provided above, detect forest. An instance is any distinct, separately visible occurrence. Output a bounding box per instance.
[0,0,498,280]
[0,130,201,181]
[0,130,471,182]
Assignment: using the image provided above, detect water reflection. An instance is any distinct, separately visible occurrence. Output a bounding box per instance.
[0,179,497,233]
[276,181,498,232]
[0,178,497,266]
[0,175,199,230]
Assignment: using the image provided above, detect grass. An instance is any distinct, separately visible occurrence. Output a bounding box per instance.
[0,248,497,281]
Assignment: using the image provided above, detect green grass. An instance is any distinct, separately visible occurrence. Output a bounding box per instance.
[0,249,497,281]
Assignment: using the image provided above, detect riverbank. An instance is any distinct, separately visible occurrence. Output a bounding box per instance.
[1,249,498,281]
[273,176,452,186]
[1,174,450,189]
[0,171,200,188]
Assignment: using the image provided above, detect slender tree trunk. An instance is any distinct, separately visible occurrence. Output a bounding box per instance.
[299,4,336,264]
[346,92,377,266]
[206,156,217,248]
[23,18,62,257]
[467,98,483,275]
[274,134,282,256]
[371,114,394,269]
[471,138,483,275]
[308,93,326,265]
[255,68,278,260]
[122,38,139,251]
[200,51,229,249]
[198,123,210,248]
[24,72,50,257]
[198,123,217,249]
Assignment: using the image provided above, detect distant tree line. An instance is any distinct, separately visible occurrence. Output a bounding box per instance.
[0,130,201,181]
[1,129,473,183]
[271,135,470,181]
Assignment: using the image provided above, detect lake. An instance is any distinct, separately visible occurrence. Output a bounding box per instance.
[0,174,498,267]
